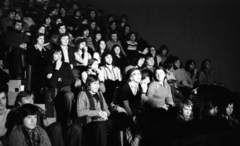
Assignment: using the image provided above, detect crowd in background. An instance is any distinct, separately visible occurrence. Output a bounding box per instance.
[0,0,239,146]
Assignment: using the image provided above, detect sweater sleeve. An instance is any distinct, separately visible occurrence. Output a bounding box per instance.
[77,91,100,117]
[8,126,25,146]
[147,82,156,99]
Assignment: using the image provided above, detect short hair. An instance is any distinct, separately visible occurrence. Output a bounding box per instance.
[85,75,99,90]
[203,101,218,117]
[141,69,152,81]
[179,99,193,110]
[88,58,98,67]
[153,67,166,81]
[14,91,34,107]
[120,14,128,21]
[58,33,69,45]
[17,104,40,125]
[33,33,45,44]
[12,20,23,27]
[7,9,16,15]
[220,99,234,115]
[201,59,210,70]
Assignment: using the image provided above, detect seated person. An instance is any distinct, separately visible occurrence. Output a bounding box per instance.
[0,67,10,92]
[45,47,75,130]
[147,67,174,110]
[185,59,198,86]
[0,90,10,146]
[142,55,155,74]
[198,59,221,86]
[8,104,51,146]
[219,100,239,127]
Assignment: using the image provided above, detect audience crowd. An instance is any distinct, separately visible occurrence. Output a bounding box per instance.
[0,0,239,146]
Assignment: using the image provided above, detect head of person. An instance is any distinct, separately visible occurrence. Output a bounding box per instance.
[159,45,168,56]
[55,17,62,26]
[99,40,107,50]
[74,9,81,18]
[149,46,157,57]
[60,7,66,15]
[72,3,79,10]
[15,12,23,20]
[58,33,69,46]
[109,21,117,31]
[129,55,145,67]
[163,62,173,73]
[204,101,218,117]
[102,52,114,65]
[81,17,89,25]
[221,100,234,116]
[57,23,67,34]
[128,32,137,41]
[0,90,8,113]
[34,33,45,45]
[88,58,99,70]
[93,31,102,41]
[145,55,155,67]
[110,31,118,42]
[179,99,193,121]
[89,10,96,19]
[13,20,23,31]
[85,75,99,93]
[154,67,166,82]
[51,47,62,62]
[82,26,90,37]
[37,25,46,34]
[141,69,152,85]
[75,39,87,50]
[201,59,211,71]
[43,15,51,25]
[7,9,16,19]
[14,91,34,107]
[120,14,128,23]
[48,7,58,16]
[90,21,97,30]
[18,104,40,130]
[123,24,131,34]
[111,44,121,56]
[185,59,196,72]
[126,68,142,83]
[172,56,181,70]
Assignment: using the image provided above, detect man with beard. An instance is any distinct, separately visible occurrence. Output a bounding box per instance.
[5,20,29,79]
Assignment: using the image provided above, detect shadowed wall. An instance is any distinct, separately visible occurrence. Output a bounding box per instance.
[78,0,240,93]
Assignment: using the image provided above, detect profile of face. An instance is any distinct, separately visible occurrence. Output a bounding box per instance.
[209,107,218,116]
[150,47,156,56]
[56,19,62,25]
[155,69,166,81]
[174,60,181,69]
[114,46,121,55]
[141,76,150,85]
[60,35,69,46]
[79,41,87,49]
[91,61,99,70]
[14,22,22,31]
[182,105,192,120]
[90,11,96,18]
[204,61,211,70]
[38,26,45,34]
[95,33,101,41]
[9,12,16,19]
[105,54,113,65]
[99,40,106,50]
[83,29,90,37]
[59,25,66,34]
[45,17,51,25]
[130,33,136,41]
[89,81,100,93]
[130,70,142,83]
[146,57,154,66]
[137,58,145,67]
[225,104,234,116]
[23,115,37,130]
[53,51,62,61]
[0,92,7,111]
[111,34,117,42]
[37,36,45,45]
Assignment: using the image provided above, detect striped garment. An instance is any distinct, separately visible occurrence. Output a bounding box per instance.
[100,65,122,81]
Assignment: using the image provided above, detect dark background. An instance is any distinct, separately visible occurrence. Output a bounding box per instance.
[79,0,240,93]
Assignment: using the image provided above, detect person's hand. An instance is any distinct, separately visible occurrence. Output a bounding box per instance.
[99,111,108,120]
[193,68,198,75]
[117,106,127,114]
[55,59,62,70]
[83,46,88,52]
[20,43,27,50]
[140,80,148,93]
[74,79,81,87]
